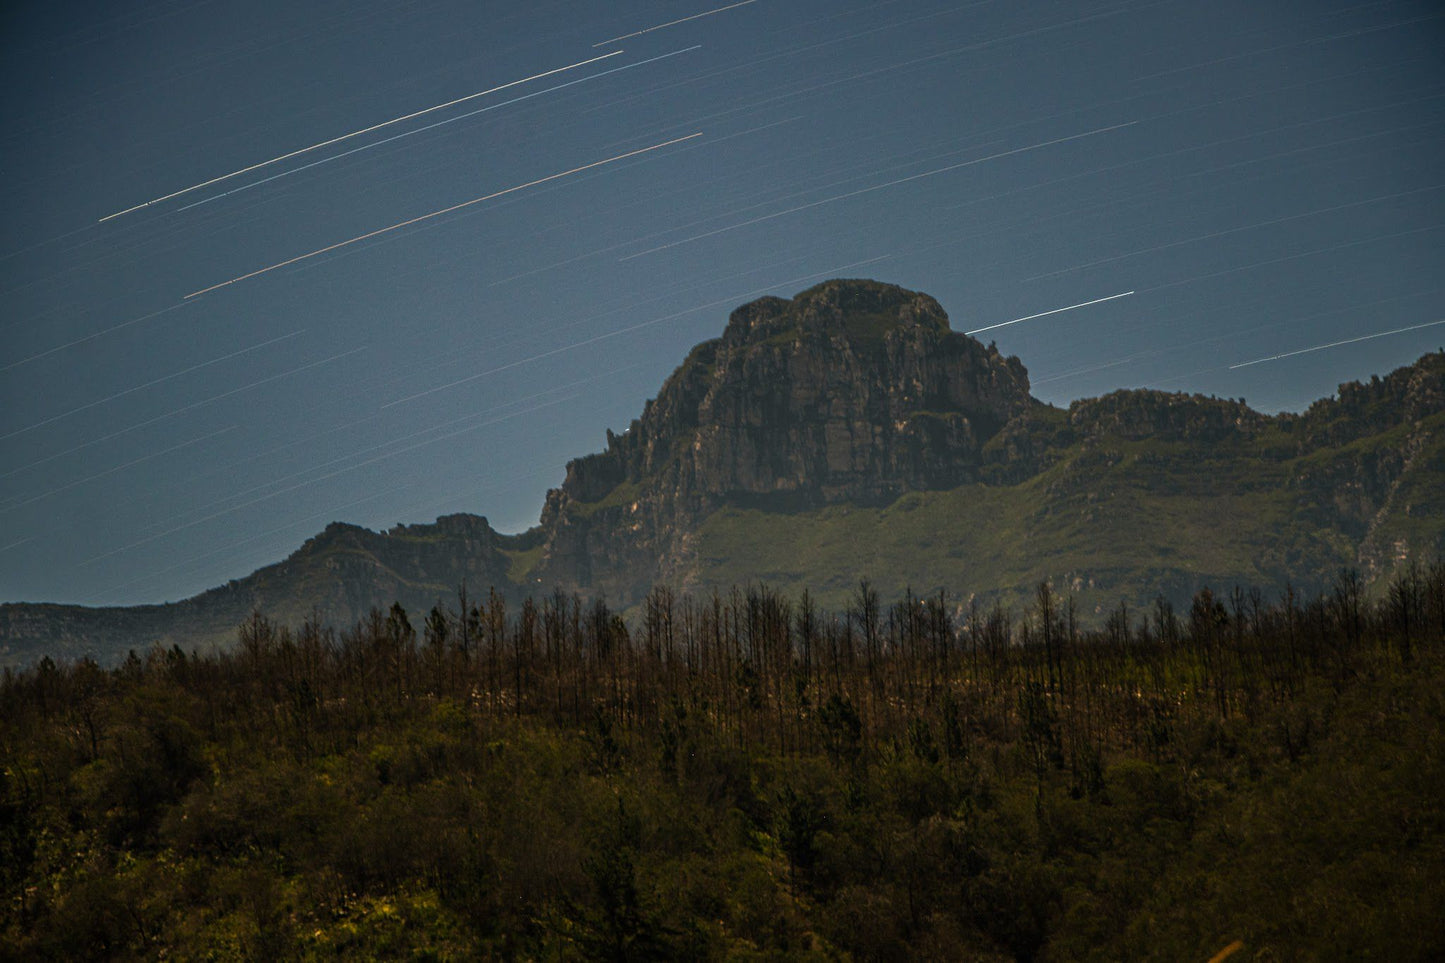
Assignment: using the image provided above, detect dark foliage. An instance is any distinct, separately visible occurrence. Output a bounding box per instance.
[3,564,1444,959]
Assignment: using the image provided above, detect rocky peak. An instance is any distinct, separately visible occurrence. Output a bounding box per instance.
[535,279,1036,596]
[716,279,950,349]
[1299,350,1445,447]
[553,280,1033,508]
[1067,390,1271,444]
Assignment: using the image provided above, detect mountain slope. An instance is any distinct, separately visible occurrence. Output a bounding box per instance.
[691,408,1445,617]
[1,514,522,667]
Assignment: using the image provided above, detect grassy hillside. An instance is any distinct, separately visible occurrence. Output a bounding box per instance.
[689,411,1445,616]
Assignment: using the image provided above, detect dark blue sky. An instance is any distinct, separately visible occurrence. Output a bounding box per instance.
[2,0,1442,606]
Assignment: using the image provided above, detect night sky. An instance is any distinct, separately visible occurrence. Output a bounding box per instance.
[2,0,1442,607]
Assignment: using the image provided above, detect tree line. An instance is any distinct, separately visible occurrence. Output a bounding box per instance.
[2,562,1442,959]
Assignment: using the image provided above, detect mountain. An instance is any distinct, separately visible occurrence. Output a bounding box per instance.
[523,278,1445,613]
[0,514,524,667]
[4,279,1443,667]
[530,280,1036,601]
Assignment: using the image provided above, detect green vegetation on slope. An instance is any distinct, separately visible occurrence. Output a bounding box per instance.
[692,414,1445,616]
[506,541,546,585]
[571,479,643,519]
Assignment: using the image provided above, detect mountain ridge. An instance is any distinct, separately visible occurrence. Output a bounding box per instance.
[4,279,1443,667]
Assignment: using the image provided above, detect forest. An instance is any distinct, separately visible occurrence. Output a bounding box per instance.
[2,564,1443,960]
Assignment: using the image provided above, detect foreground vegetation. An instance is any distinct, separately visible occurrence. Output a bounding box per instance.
[3,565,1444,960]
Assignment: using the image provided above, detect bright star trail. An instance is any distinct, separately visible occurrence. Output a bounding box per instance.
[97,51,625,222]
[185,133,703,299]
[593,0,759,48]
[965,291,1135,336]
[1229,318,1445,369]
[3,0,1443,605]
[175,47,702,213]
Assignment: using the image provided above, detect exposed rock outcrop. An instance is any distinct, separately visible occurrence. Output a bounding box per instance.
[534,279,1036,599]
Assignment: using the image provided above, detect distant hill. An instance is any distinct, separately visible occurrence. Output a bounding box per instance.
[0,515,526,668]
[4,279,1443,667]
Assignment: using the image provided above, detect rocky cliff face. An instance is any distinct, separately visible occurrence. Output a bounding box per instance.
[533,279,1036,599]
[1290,357,1445,575]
